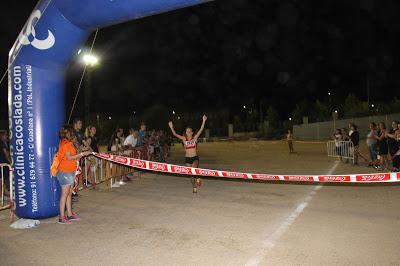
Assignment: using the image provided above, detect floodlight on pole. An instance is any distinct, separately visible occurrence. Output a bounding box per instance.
[82,54,99,66]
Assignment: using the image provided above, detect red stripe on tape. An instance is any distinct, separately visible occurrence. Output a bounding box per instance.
[129,159,146,168]
[356,173,391,182]
[252,174,280,180]
[222,171,247,179]
[284,176,314,182]
[318,175,351,182]
[195,169,219,177]
[149,162,167,171]
[113,156,128,164]
[93,153,399,183]
[171,165,192,175]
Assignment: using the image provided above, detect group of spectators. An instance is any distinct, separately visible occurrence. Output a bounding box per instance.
[107,122,172,163]
[333,121,400,171]
[366,120,400,171]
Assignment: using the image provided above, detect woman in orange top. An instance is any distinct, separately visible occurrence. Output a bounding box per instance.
[57,126,91,224]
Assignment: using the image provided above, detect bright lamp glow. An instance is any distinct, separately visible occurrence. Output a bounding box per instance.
[82,54,99,66]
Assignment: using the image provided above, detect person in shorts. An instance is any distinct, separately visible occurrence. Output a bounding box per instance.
[168,115,207,193]
[56,126,91,224]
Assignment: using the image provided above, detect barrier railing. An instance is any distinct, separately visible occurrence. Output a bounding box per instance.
[0,163,15,222]
[80,146,148,190]
[327,140,355,163]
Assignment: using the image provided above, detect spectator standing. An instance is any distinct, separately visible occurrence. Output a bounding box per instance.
[56,126,91,224]
[387,121,399,160]
[73,118,84,149]
[84,126,99,189]
[138,122,146,146]
[386,121,400,171]
[286,130,294,153]
[366,122,378,166]
[333,129,343,161]
[341,128,350,162]
[110,137,122,152]
[375,122,389,170]
[123,129,138,149]
[349,124,368,165]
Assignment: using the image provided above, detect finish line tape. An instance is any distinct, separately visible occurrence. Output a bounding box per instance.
[93,153,400,183]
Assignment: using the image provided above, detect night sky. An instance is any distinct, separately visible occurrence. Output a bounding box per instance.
[1,0,400,124]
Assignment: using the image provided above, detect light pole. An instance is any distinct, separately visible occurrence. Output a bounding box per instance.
[82,53,99,125]
[333,110,338,130]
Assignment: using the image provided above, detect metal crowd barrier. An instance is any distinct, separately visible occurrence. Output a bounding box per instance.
[327,140,355,163]
[81,146,148,190]
[0,163,15,222]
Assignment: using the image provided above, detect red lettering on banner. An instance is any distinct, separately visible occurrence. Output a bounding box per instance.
[284,176,314,181]
[150,162,167,171]
[318,175,351,182]
[195,169,219,177]
[171,166,192,175]
[222,172,247,178]
[397,173,400,180]
[252,174,280,180]
[97,153,111,159]
[129,159,145,168]
[113,156,128,164]
[356,173,390,182]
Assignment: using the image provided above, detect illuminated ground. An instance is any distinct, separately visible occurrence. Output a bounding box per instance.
[1,141,399,265]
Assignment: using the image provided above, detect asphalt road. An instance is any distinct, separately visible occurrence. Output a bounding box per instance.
[1,141,399,265]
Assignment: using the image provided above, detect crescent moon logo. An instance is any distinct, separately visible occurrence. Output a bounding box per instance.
[19,10,55,50]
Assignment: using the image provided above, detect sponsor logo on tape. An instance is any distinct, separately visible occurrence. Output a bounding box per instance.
[130,159,145,168]
[150,162,167,171]
[356,173,390,182]
[284,176,314,181]
[222,171,247,178]
[92,153,398,184]
[171,166,192,175]
[195,169,219,177]
[252,174,280,180]
[318,175,351,182]
[97,153,111,159]
[113,156,128,164]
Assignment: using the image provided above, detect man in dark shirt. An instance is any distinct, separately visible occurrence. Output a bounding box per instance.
[387,121,399,157]
[73,118,84,148]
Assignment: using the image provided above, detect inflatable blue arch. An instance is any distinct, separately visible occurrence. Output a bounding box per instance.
[8,0,211,219]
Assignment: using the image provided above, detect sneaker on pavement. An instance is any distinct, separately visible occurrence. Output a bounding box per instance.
[58,216,72,225]
[111,183,120,188]
[67,212,81,221]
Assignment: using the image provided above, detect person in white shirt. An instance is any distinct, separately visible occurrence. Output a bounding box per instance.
[124,129,138,148]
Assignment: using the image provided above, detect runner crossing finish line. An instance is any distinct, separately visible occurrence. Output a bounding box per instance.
[93,152,400,183]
